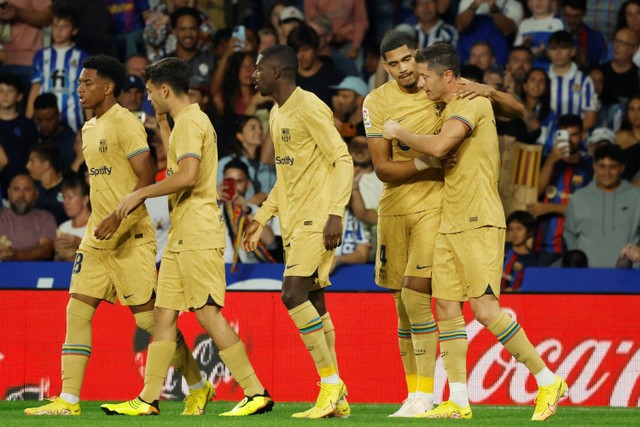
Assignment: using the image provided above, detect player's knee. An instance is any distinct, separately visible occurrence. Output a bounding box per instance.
[281,289,305,310]
[470,300,500,327]
[134,310,154,334]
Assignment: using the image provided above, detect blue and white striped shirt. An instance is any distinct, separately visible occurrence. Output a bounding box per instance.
[31,44,88,133]
[548,62,598,118]
[415,20,459,49]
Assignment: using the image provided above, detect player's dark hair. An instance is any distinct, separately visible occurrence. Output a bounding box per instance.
[34,92,60,111]
[224,158,251,178]
[142,57,191,95]
[30,143,62,173]
[558,113,583,131]
[170,7,202,30]
[260,44,299,79]
[594,144,625,164]
[287,23,320,52]
[0,74,23,94]
[548,30,574,48]
[53,6,79,28]
[83,54,126,97]
[380,31,417,60]
[562,0,587,11]
[506,210,536,233]
[415,42,460,77]
[62,176,90,198]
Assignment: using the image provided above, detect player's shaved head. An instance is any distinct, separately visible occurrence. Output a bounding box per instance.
[259,44,299,80]
[380,31,417,60]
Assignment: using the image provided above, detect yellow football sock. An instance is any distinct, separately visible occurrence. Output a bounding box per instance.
[321,312,339,375]
[61,298,96,397]
[393,292,417,394]
[289,301,336,379]
[487,311,546,375]
[140,340,176,403]
[219,340,264,396]
[438,317,468,384]
[401,288,437,394]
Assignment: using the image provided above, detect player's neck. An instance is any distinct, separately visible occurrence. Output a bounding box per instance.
[442,81,460,104]
[168,95,192,118]
[272,82,297,107]
[94,98,117,119]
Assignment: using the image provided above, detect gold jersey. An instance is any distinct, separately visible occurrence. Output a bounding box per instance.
[439,95,506,233]
[165,104,225,251]
[254,87,353,244]
[363,80,444,216]
[81,103,154,249]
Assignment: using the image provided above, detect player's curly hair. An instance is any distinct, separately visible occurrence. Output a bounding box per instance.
[82,55,126,97]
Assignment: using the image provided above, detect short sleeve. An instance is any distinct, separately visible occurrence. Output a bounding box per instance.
[121,114,150,159]
[171,115,205,162]
[362,94,382,138]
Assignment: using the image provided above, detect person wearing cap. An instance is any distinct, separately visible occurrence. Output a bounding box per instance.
[188,77,215,118]
[279,5,304,43]
[330,76,368,139]
[564,144,640,267]
[586,126,615,156]
[118,74,145,121]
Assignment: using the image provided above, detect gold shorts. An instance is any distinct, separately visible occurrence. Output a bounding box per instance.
[155,248,226,312]
[375,209,441,290]
[69,242,157,306]
[283,231,333,290]
[432,227,505,301]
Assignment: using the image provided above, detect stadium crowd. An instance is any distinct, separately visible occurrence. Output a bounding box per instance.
[0,0,639,283]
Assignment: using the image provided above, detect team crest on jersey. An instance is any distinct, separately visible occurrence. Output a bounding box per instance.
[99,139,108,153]
[281,128,291,143]
[362,107,371,128]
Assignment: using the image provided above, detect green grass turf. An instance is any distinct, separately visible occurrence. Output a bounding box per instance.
[4,401,639,426]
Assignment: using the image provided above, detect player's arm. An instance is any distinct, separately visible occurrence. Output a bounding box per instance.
[368,137,423,182]
[455,80,524,119]
[243,181,280,252]
[382,117,468,158]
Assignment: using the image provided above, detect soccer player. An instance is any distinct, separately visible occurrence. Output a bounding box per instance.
[24,55,207,416]
[242,44,353,419]
[382,42,568,421]
[364,30,524,418]
[101,57,273,417]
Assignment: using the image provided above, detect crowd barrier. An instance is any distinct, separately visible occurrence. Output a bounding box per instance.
[1,290,639,407]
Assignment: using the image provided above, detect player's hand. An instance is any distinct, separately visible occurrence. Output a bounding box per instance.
[242,220,263,252]
[115,190,146,220]
[455,80,493,99]
[323,214,343,250]
[94,212,122,240]
[382,119,401,140]
[442,151,458,168]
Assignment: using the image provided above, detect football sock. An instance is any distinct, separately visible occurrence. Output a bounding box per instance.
[401,288,437,397]
[219,340,265,396]
[438,316,468,404]
[289,301,337,380]
[188,378,207,391]
[133,311,203,387]
[393,292,417,396]
[61,298,95,399]
[320,312,339,375]
[487,311,549,384]
[139,340,176,403]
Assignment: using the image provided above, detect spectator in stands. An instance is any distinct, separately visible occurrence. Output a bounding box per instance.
[118,74,145,120]
[279,5,304,43]
[502,210,537,291]
[532,114,593,266]
[585,126,616,156]
[520,68,558,153]
[165,7,214,87]
[413,0,459,49]
[514,0,564,69]
[188,76,215,117]
[561,249,589,267]
[33,93,76,173]
[617,243,640,265]
[266,0,293,44]
[455,0,524,66]
[26,143,67,225]
[562,0,608,71]
[25,6,87,133]
[124,53,150,77]
[0,144,7,174]
[69,129,86,180]
[0,0,53,99]
[564,144,640,267]
[0,74,38,198]
[588,0,623,43]
[257,27,277,53]
[468,41,497,76]
[547,30,598,131]
[598,28,640,130]
[287,23,344,107]
[615,94,640,183]
[504,45,533,95]
[53,0,110,55]
[104,0,150,61]
[219,159,276,265]
[54,177,89,261]
[615,0,640,67]
[330,76,368,140]
[211,51,261,119]
[0,174,56,260]
[308,15,358,77]
[217,115,275,206]
[460,63,485,82]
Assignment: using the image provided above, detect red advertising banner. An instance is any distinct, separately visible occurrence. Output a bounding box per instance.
[1,291,638,407]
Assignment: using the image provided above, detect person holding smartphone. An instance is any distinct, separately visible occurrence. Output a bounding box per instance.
[528,113,593,266]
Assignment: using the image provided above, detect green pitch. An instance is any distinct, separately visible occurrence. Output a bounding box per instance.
[4,401,639,426]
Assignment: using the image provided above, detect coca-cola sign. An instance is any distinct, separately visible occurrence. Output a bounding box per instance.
[1,292,638,407]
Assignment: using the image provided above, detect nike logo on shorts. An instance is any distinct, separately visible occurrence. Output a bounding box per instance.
[286,264,300,269]
[416,265,431,270]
